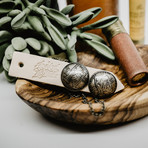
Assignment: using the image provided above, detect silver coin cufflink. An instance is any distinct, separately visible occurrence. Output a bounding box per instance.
[61,63,117,98]
[61,63,89,91]
[89,71,117,98]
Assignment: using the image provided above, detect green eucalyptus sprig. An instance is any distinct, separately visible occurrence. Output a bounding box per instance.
[41,5,118,61]
[0,0,118,82]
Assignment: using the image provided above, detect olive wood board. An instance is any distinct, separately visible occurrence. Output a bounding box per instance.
[15,45,148,125]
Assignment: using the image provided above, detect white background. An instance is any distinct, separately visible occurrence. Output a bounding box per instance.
[0,1,148,148]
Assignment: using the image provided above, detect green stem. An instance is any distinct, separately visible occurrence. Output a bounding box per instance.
[66,47,77,62]
[34,0,45,7]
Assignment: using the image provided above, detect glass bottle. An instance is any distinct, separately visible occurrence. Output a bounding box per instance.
[129,0,145,44]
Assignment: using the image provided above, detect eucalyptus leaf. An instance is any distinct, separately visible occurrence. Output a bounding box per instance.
[15,21,33,30]
[38,40,54,56]
[47,24,66,50]
[81,32,106,44]
[42,15,68,41]
[5,45,15,60]
[4,70,16,83]
[85,40,115,60]
[22,48,30,54]
[41,6,72,27]
[41,32,52,42]
[41,15,52,27]
[51,22,68,39]
[8,9,21,17]
[2,56,10,72]
[0,0,16,14]
[0,30,13,44]
[80,15,118,32]
[11,11,26,29]
[25,37,41,51]
[72,12,94,26]
[70,7,102,21]
[32,6,46,15]
[66,47,77,62]
[0,43,9,62]
[11,8,31,29]
[27,15,44,32]
[27,15,51,41]
[61,4,74,15]
[37,45,49,56]
[46,44,55,56]
[11,37,27,51]
[67,31,77,50]
[79,33,92,40]
[45,0,59,10]
[0,16,12,27]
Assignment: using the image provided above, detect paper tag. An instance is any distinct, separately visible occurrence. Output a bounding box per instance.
[9,52,124,93]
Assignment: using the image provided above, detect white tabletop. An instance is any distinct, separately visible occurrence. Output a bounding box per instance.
[1,1,148,148]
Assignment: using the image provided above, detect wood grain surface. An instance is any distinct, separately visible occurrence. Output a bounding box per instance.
[16,45,148,124]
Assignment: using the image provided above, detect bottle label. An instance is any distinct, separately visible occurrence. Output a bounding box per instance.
[129,0,145,41]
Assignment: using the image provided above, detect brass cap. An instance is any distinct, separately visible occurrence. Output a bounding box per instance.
[132,72,147,83]
[102,20,127,42]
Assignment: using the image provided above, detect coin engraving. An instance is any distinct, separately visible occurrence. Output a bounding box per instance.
[89,71,117,98]
[61,63,89,91]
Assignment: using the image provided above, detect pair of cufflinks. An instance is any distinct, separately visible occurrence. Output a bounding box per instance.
[61,63,117,98]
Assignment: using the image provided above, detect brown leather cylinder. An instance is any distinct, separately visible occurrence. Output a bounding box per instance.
[110,33,148,86]
[103,20,148,86]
